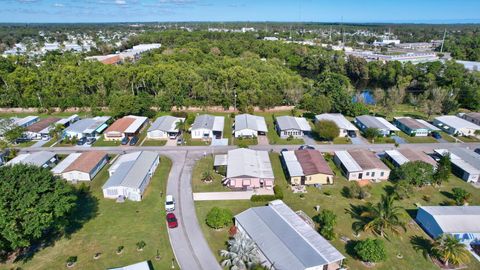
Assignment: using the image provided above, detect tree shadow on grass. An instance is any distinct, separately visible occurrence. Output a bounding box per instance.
[345,204,369,234]
[345,240,361,260]
[410,235,433,259]
[14,186,99,263]
[440,190,454,200]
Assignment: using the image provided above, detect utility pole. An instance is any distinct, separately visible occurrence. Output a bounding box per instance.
[234,89,237,112]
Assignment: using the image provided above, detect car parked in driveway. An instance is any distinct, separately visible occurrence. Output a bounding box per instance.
[431,131,442,139]
[299,144,315,150]
[86,137,96,145]
[166,213,178,228]
[121,136,129,145]
[165,195,175,212]
[76,137,87,146]
[129,136,139,146]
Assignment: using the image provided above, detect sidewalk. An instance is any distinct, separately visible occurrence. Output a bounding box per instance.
[193,188,274,201]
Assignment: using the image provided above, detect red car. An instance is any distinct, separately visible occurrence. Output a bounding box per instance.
[167,213,178,228]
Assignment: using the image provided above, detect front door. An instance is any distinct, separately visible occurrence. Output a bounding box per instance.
[358,173,363,179]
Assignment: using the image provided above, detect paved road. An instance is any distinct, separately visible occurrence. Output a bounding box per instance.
[18,142,480,270]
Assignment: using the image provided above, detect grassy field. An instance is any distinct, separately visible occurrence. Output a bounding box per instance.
[458,136,480,143]
[371,136,396,144]
[192,155,230,193]
[438,131,456,142]
[141,140,167,146]
[196,153,480,270]
[333,137,352,144]
[41,138,58,147]
[5,157,177,270]
[14,141,36,148]
[396,131,437,143]
[93,136,122,147]
[232,137,258,146]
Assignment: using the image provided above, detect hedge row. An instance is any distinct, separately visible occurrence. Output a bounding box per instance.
[250,185,284,202]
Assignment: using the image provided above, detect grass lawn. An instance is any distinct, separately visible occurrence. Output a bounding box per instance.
[371,136,396,144]
[41,138,59,147]
[232,137,258,146]
[196,153,480,270]
[333,137,352,144]
[14,141,36,148]
[93,136,122,147]
[438,131,456,142]
[192,155,230,193]
[396,131,437,143]
[458,136,480,143]
[6,157,177,270]
[141,140,167,146]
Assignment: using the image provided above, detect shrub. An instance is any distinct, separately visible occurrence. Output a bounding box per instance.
[66,256,77,264]
[451,188,471,205]
[315,120,340,141]
[136,240,146,250]
[250,195,277,202]
[216,166,227,176]
[273,185,284,199]
[171,111,188,119]
[342,183,370,199]
[206,207,233,229]
[313,209,337,240]
[287,135,294,141]
[354,238,387,263]
[116,246,124,253]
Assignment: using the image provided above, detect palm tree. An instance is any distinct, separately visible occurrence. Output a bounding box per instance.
[48,124,65,141]
[175,120,187,135]
[432,234,470,267]
[220,232,259,270]
[357,194,406,238]
[202,170,214,182]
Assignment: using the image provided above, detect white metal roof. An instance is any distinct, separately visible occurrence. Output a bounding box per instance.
[56,114,79,126]
[276,116,312,131]
[417,119,440,131]
[6,151,56,167]
[226,148,274,179]
[214,154,228,166]
[13,116,38,127]
[434,148,480,176]
[385,150,409,166]
[376,116,400,131]
[282,151,304,177]
[315,113,358,131]
[191,114,224,132]
[148,116,185,132]
[235,114,268,132]
[334,151,362,172]
[419,206,480,233]
[51,153,82,174]
[108,151,141,174]
[108,261,151,270]
[435,115,480,130]
[124,115,148,134]
[355,115,399,131]
[235,200,344,269]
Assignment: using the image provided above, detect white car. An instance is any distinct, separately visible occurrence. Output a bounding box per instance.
[165,195,175,212]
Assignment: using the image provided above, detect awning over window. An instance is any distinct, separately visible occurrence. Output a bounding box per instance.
[96,123,108,133]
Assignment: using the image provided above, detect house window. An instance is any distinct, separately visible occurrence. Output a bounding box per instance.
[366,172,370,176]
[380,172,384,177]
[372,172,375,177]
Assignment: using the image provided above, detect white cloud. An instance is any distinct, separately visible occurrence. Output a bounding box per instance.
[115,0,127,5]
[53,3,64,7]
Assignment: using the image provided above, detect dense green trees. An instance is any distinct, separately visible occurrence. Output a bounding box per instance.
[313,209,337,240]
[0,164,77,257]
[392,161,435,187]
[315,120,340,141]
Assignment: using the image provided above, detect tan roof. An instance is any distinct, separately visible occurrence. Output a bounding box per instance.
[349,149,389,170]
[101,55,121,65]
[64,151,108,173]
[396,117,427,129]
[105,117,135,133]
[295,150,333,176]
[26,117,61,133]
[465,112,480,122]
[399,148,437,166]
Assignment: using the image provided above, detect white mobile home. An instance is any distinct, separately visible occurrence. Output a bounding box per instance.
[434,148,480,183]
[190,114,225,139]
[102,151,159,201]
[6,151,57,168]
[354,115,399,136]
[104,115,148,141]
[147,116,185,140]
[63,116,111,139]
[234,114,268,138]
[315,113,358,137]
[275,116,311,139]
[433,115,480,136]
[52,151,108,182]
[384,149,437,168]
[334,149,390,181]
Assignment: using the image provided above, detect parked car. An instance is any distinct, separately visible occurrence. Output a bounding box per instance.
[348,131,357,138]
[86,137,96,145]
[299,144,315,150]
[121,136,129,145]
[166,213,178,228]
[165,195,175,212]
[15,138,29,144]
[475,148,480,155]
[129,136,139,146]
[177,138,184,146]
[76,137,87,146]
[431,131,442,139]
[169,133,178,139]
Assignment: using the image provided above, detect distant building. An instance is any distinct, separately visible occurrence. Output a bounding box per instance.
[315,113,358,137]
[384,149,437,168]
[416,206,480,245]
[11,116,39,128]
[63,116,111,139]
[190,114,225,140]
[275,116,311,139]
[462,112,480,126]
[104,115,148,141]
[234,114,268,138]
[52,151,108,182]
[433,115,480,136]
[334,149,390,181]
[215,148,274,190]
[235,200,345,270]
[147,116,185,140]
[103,151,160,201]
[434,148,480,183]
[373,39,401,46]
[354,115,399,136]
[6,151,57,168]
[346,50,438,64]
[393,117,439,137]
[24,117,61,140]
[282,149,334,186]
[456,60,480,72]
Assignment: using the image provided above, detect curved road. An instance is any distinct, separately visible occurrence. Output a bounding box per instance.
[21,142,480,269]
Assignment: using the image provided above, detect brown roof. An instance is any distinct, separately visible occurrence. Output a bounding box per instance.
[295,149,333,176]
[64,151,108,173]
[349,149,389,171]
[101,55,121,65]
[396,117,427,130]
[399,148,437,166]
[26,117,61,133]
[105,117,135,133]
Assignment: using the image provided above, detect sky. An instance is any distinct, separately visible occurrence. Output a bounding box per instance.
[1,0,480,23]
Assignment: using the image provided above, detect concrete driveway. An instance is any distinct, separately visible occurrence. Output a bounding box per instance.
[392,135,407,144]
[303,133,317,145]
[350,136,368,145]
[257,135,269,145]
[165,138,177,146]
